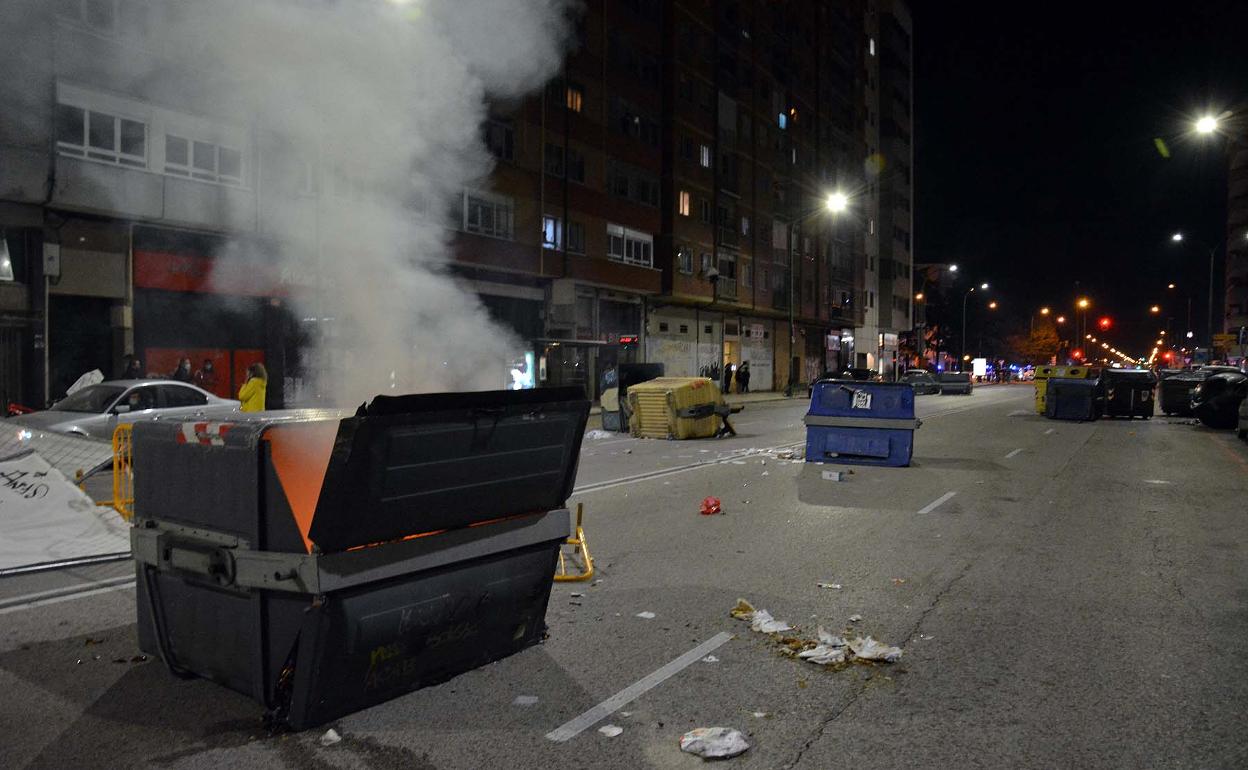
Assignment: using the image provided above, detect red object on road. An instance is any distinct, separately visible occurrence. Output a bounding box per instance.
[700,496,722,515]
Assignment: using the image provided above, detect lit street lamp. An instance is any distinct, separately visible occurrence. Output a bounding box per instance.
[784,190,849,396]
[1195,115,1219,134]
[960,282,988,369]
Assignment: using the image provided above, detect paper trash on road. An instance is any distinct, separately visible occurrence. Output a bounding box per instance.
[798,627,849,665]
[584,430,615,440]
[817,582,842,590]
[679,727,750,759]
[598,724,623,738]
[821,470,845,481]
[849,636,903,662]
[848,614,862,622]
[636,611,656,619]
[513,695,539,706]
[730,599,793,634]
[319,729,342,747]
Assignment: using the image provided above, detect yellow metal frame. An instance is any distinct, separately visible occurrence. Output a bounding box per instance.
[111,423,135,520]
[555,503,594,582]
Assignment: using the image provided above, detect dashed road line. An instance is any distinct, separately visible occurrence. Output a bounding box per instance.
[1044,428,1056,435]
[1005,448,1023,459]
[545,631,733,742]
[917,491,957,515]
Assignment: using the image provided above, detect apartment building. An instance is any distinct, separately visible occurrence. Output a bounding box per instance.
[1225,135,1248,343]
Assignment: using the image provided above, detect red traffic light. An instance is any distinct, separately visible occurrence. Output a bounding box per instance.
[1163,351,1173,360]
[1071,348,1084,360]
[1097,316,1112,330]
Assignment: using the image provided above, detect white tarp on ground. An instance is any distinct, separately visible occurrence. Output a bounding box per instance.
[0,425,115,480]
[0,452,130,571]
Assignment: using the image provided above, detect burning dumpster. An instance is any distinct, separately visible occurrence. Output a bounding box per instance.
[130,388,588,729]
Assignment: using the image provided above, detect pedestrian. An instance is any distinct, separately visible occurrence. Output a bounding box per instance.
[238,362,267,412]
[170,357,193,383]
[121,354,143,379]
[737,361,751,393]
[194,358,218,394]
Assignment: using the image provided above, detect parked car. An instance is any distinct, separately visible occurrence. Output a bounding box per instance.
[938,371,974,395]
[900,369,941,395]
[7,379,241,440]
[1190,372,1248,430]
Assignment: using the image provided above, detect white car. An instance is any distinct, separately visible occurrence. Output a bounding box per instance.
[8,379,241,440]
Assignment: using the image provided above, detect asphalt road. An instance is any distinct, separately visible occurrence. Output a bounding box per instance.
[3,384,1247,769]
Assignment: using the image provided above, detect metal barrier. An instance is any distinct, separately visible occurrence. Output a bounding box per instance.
[111,423,134,520]
[555,503,594,582]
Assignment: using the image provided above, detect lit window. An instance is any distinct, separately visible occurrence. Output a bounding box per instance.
[607,224,653,267]
[678,190,691,216]
[741,216,750,235]
[869,37,876,56]
[778,112,787,130]
[699,144,712,168]
[565,85,584,113]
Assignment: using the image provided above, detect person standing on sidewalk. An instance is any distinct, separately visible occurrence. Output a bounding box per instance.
[238,363,268,412]
[722,363,735,395]
[737,361,751,393]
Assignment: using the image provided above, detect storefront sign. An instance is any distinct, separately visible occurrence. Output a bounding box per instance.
[134,250,283,297]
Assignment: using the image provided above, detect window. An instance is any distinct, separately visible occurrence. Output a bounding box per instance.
[678,190,691,216]
[869,218,875,235]
[545,143,564,177]
[868,291,875,308]
[160,385,208,408]
[677,247,693,274]
[565,84,584,113]
[869,37,876,56]
[699,199,712,224]
[609,96,659,146]
[679,324,689,334]
[679,136,695,161]
[741,216,750,236]
[762,268,769,287]
[778,112,787,130]
[659,322,669,332]
[567,221,585,253]
[542,216,585,253]
[56,103,147,169]
[164,134,243,185]
[607,162,658,206]
[606,224,653,267]
[484,120,514,161]
[741,260,751,287]
[701,252,712,273]
[678,72,694,102]
[464,192,513,239]
[699,144,712,168]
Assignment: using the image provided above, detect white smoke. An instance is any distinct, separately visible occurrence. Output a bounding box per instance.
[148,0,574,404]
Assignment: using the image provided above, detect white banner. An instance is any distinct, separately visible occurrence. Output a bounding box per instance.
[0,452,130,570]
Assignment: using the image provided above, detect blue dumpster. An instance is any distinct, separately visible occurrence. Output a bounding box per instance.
[804,381,920,467]
[1043,378,1100,421]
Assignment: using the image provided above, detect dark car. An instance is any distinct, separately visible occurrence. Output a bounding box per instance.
[1159,366,1242,416]
[1191,371,1248,430]
[901,369,941,395]
[938,371,974,395]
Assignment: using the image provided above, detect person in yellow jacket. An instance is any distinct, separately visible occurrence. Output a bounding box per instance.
[238,363,267,412]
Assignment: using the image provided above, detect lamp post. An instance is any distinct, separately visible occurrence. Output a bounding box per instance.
[1170,231,1224,355]
[785,191,849,396]
[960,282,988,370]
[1030,306,1050,335]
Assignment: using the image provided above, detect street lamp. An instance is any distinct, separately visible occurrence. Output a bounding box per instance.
[784,190,849,395]
[988,300,998,310]
[1149,305,1160,314]
[960,282,988,369]
[1195,115,1219,134]
[1170,231,1221,355]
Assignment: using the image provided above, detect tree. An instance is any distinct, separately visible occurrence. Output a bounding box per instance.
[1008,321,1061,363]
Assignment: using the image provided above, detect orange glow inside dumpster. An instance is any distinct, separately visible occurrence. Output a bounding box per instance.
[266,423,339,553]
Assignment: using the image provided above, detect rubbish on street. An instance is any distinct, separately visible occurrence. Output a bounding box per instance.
[849,614,863,622]
[584,430,614,440]
[798,627,849,666]
[849,636,903,662]
[599,724,623,738]
[730,599,793,633]
[319,729,342,747]
[570,592,584,598]
[513,695,539,706]
[817,582,842,590]
[702,655,719,663]
[679,727,750,759]
[700,496,723,515]
[636,611,656,619]
[821,470,845,481]
[752,711,768,718]
[761,471,770,476]
[891,578,907,585]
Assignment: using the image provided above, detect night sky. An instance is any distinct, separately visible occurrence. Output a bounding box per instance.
[914,1,1248,359]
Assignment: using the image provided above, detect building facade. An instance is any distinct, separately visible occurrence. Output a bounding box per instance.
[1225,134,1248,349]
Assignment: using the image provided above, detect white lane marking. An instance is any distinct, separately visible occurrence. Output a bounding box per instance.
[1044,428,1056,435]
[0,581,135,615]
[1005,448,1023,459]
[917,491,957,515]
[545,632,733,743]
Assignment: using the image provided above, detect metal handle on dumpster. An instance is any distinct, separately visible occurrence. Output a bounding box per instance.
[165,541,237,587]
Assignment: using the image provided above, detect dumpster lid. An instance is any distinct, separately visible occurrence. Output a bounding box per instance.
[305,388,589,553]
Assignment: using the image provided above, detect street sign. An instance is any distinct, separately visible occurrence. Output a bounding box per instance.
[1212,333,1236,347]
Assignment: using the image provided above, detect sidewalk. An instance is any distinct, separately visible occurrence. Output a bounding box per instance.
[588,389,802,417]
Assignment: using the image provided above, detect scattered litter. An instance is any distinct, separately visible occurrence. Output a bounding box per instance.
[891,578,907,585]
[848,614,863,623]
[585,430,614,440]
[731,460,746,465]
[319,729,342,747]
[599,724,623,738]
[760,460,766,465]
[761,471,770,476]
[775,450,798,460]
[730,599,793,634]
[849,636,903,662]
[84,638,105,646]
[570,592,584,598]
[700,496,723,515]
[799,627,849,666]
[702,655,719,663]
[821,470,845,481]
[699,449,711,453]
[624,448,632,454]
[679,727,750,759]
[569,601,582,606]
[636,611,656,619]
[752,711,768,719]
[130,655,148,663]
[1143,479,1172,485]
[513,695,539,706]
[816,582,842,590]
[620,711,633,718]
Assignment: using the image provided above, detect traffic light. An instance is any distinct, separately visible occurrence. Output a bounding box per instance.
[1071,348,1084,360]
[1097,316,1112,331]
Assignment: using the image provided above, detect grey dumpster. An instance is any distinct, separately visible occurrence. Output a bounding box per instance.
[131,388,589,729]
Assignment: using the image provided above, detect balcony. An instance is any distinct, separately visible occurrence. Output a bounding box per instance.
[716,277,737,301]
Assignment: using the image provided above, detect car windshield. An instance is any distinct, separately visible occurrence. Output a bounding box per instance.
[49,384,126,413]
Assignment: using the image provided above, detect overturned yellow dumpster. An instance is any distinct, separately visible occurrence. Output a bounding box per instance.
[626,377,739,439]
[1033,365,1097,414]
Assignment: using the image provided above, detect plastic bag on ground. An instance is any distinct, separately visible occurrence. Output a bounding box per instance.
[798,627,848,665]
[730,598,792,634]
[849,636,903,662]
[679,727,750,759]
